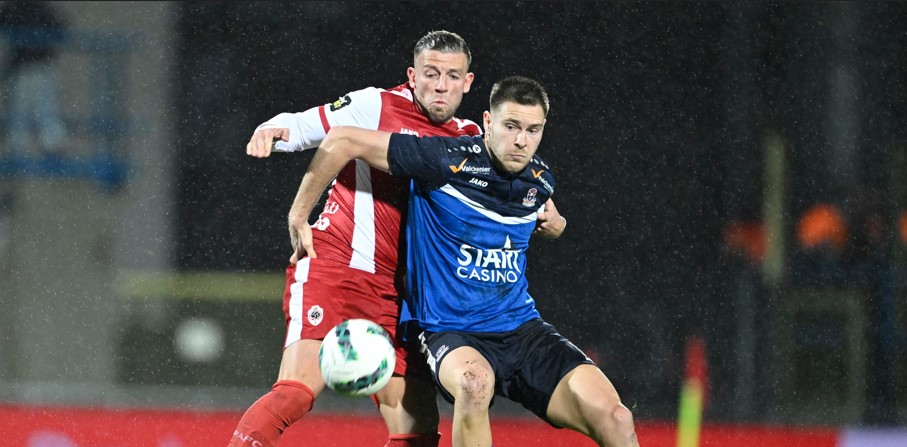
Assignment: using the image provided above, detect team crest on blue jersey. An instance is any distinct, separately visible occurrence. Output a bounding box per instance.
[521,188,538,207]
[329,95,352,111]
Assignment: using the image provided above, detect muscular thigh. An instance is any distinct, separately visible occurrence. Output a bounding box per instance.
[546,364,623,432]
[277,338,326,394]
[498,319,594,424]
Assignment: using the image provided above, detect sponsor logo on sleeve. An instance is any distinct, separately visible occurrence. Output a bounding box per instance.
[531,166,553,193]
[537,175,554,194]
[449,158,492,174]
[328,95,352,111]
[449,159,468,173]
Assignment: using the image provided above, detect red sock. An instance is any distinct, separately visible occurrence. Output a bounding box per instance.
[384,433,441,447]
[228,380,316,447]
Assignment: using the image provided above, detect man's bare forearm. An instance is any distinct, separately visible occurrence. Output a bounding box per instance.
[287,132,355,227]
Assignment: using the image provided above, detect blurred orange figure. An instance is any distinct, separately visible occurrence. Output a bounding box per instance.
[722,220,765,263]
[797,203,847,251]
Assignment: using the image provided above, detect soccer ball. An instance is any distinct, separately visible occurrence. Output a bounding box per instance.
[319,319,396,396]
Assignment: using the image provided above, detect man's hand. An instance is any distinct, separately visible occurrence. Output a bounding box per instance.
[288,211,316,265]
[532,198,566,239]
[247,127,290,158]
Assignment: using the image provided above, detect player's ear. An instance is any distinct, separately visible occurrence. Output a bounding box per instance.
[407,67,416,88]
[463,72,475,93]
[482,110,492,130]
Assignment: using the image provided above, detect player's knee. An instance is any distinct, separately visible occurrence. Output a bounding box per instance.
[404,393,440,431]
[375,376,439,434]
[612,403,634,429]
[396,391,440,434]
[270,380,317,419]
[451,364,494,407]
[602,403,636,446]
[577,398,636,445]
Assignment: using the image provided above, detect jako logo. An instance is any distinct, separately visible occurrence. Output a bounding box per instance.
[469,178,488,187]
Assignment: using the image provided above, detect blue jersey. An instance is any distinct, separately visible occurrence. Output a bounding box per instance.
[387,133,555,333]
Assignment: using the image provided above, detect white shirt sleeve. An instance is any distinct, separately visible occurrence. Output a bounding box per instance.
[256,108,323,152]
[255,87,384,153]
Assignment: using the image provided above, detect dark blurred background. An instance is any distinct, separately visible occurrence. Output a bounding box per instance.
[2,1,906,429]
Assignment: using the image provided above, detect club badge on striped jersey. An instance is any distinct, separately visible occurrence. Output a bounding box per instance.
[307,305,324,326]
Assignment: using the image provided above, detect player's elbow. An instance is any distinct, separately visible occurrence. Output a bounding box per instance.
[322,127,390,170]
[321,126,360,159]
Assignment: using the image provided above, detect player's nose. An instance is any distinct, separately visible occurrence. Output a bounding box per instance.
[514,130,528,148]
[434,76,448,92]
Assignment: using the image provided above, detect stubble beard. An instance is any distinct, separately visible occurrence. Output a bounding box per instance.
[426,105,455,124]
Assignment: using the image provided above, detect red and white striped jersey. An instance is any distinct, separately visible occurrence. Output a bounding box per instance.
[259,83,482,277]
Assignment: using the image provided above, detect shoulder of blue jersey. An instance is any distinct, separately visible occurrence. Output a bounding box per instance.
[528,156,554,195]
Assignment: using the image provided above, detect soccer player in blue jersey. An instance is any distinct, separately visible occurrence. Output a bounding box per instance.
[287,76,640,447]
